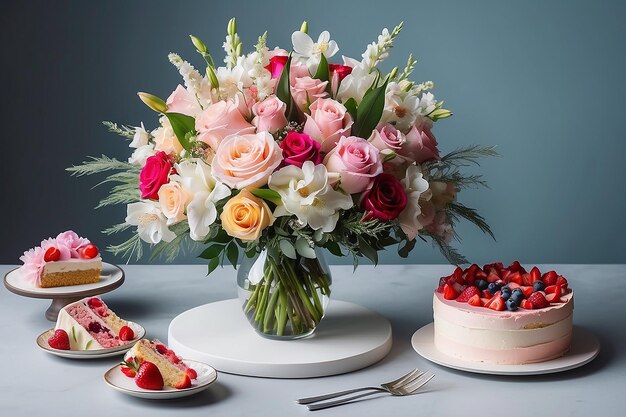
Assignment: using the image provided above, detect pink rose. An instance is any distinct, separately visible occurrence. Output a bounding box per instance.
[369,124,405,153]
[290,76,328,110]
[166,85,201,117]
[303,98,353,152]
[195,101,255,149]
[279,132,322,168]
[55,231,90,258]
[400,124,440,163]
[211,132,283,189]
[324,136,383,194]
[140,151,172,199]
[360,173,408,221]
[252,96,289,133]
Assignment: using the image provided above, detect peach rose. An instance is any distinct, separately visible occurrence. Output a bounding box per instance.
[166,85,201,117]
[211,131,283,189]
[153,118,184,155]
[290,76,328,110]
[157,181,190,226]
[303,98,353,152]
[252,96,288,133]
[324,135,382,194]
[220,190,274,241]
[195,101,255,149]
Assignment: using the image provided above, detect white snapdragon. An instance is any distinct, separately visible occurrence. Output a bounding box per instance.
[168,53,212,108]
[398,164,431,240]
[126,201,176,244]
[269,162,353,232]
[129,122,149,148]
[176,159,231,241]
[360,24,402,72]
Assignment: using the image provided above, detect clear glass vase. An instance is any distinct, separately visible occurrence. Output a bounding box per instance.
[237,248,332,340]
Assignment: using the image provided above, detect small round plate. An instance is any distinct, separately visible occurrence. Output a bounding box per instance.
[104,360,218,399]
[36,321,146,359]
[411,323,600,375]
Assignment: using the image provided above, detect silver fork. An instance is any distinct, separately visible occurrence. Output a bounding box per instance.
[306,371,435,411]
[297,368,424,405]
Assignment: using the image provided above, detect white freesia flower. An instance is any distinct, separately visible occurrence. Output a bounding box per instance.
[336,62,376,104]
[416,92,437,116]
[291,30,338,71]
[216,65,250,99]
[269,161,353,232]
[126,201,176,244]
[381,82,419,132]
[176,159,231,241]
[398,164,431,240]
[128,143,156,166]
[129,122,149,148]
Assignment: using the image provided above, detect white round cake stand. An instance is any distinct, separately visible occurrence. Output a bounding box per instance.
[168,299,393,378]
[3,262,125,321]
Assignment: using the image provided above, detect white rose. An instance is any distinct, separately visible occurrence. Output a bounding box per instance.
[128,143,156,166]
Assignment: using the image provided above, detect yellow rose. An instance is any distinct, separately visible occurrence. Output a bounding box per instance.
[220,190,274,241]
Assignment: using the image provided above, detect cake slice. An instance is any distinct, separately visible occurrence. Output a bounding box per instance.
[19,230,102,288]
[125,340,197,389]
[51,297,136,350]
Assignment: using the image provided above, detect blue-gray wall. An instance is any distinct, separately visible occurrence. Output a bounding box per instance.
[2,0,625,265]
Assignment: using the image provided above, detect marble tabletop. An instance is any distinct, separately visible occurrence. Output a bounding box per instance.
[1,264,623,416]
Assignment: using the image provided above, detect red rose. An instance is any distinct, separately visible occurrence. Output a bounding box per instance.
[139,151,172,200]
[279,132,322,168]
[329,64,352,81]
[361,173,408,221]
[265,55,288,79]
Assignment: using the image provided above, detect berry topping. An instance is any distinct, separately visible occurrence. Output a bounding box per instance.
[520,299,534,309]
[121,366,136,377]
[456,286,480,302]
[80,243,99,259]
[506,271,522,285]
[529,267,542,283]
[488,296,505,311]
[533,281,546,292]
[186,368,198,380]
[475,279,488,291]
[436,277,447,293]
[510,289,524,304]
[155,343,168,354]
[135,361,164,390]
[88,322,103,333]
[119,326,135,341]
[542,271,558,286]
[506,298,519,311]
[174,375,192,389]
[528,292,549,309]
[443,284,458,300]
[520,286,534,297]
[48,329,70,350]
[500,287,511,300]
[487,282,501,294]
[467,294,482,307]
[507,260,524,273]
[43,247,61,262]
[546,291,565,304]
[556,275,569,290]
[87,297,104,308]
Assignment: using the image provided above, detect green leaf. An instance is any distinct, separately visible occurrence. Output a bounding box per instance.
[295,237,316,259]
[398,238,416,258]
[343,98,357,122]
[279,239,297,259]
[358,236,379,265]
[251,188,281,205]
[198,244,225,260]
[313,53,330,85]
[226,241,239,269]
[71,326,77,343]
[353,79,388,139]
[276,54,298,121]
[85,340,93,350]
[164,112,195,152]
[208,229,233,245]
[207,257,220,275]
[324,241,343,257]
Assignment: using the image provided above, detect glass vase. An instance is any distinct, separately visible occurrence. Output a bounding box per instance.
[237,248,332,340]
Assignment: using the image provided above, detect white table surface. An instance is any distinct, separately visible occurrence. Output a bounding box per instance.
[1,264,623,416]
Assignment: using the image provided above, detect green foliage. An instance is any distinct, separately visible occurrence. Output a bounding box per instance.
[102,121,135,139]
[352,78,388,139]
[164,112,195,152]
[276,54,298,121]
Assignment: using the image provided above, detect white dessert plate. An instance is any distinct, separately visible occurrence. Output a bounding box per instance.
[411,323,600,376]
[104,360,218,399]
[36,321,146,359]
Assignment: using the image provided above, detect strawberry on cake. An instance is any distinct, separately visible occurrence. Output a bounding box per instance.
[433,261,573,365]
[49,297,136,350]
[123,340,198,390]
[19,230,102,288]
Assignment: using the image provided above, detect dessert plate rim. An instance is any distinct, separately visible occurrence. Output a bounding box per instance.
[36,321,146,359]
[103,359,218,399]
[411,323,600,375]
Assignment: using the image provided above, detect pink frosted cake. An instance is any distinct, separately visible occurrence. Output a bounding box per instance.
[50,296,136,350]
[433,262,573,365]
[19,230,102,288]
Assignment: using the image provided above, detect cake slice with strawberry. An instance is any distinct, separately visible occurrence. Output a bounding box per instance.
[50,296,136,350]
[124,340,197,389]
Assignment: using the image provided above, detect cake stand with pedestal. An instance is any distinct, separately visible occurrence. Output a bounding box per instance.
[3,262,124,321]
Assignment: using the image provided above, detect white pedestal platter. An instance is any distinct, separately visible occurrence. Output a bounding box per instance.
[168,299,393,378]
[4,262,124,321]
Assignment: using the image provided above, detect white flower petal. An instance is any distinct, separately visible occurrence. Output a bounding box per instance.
[292,31,314,56]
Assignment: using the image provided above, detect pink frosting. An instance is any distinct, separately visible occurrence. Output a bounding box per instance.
[18,230,93,286]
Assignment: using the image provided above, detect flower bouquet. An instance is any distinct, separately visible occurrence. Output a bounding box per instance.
[69,18,495,339]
